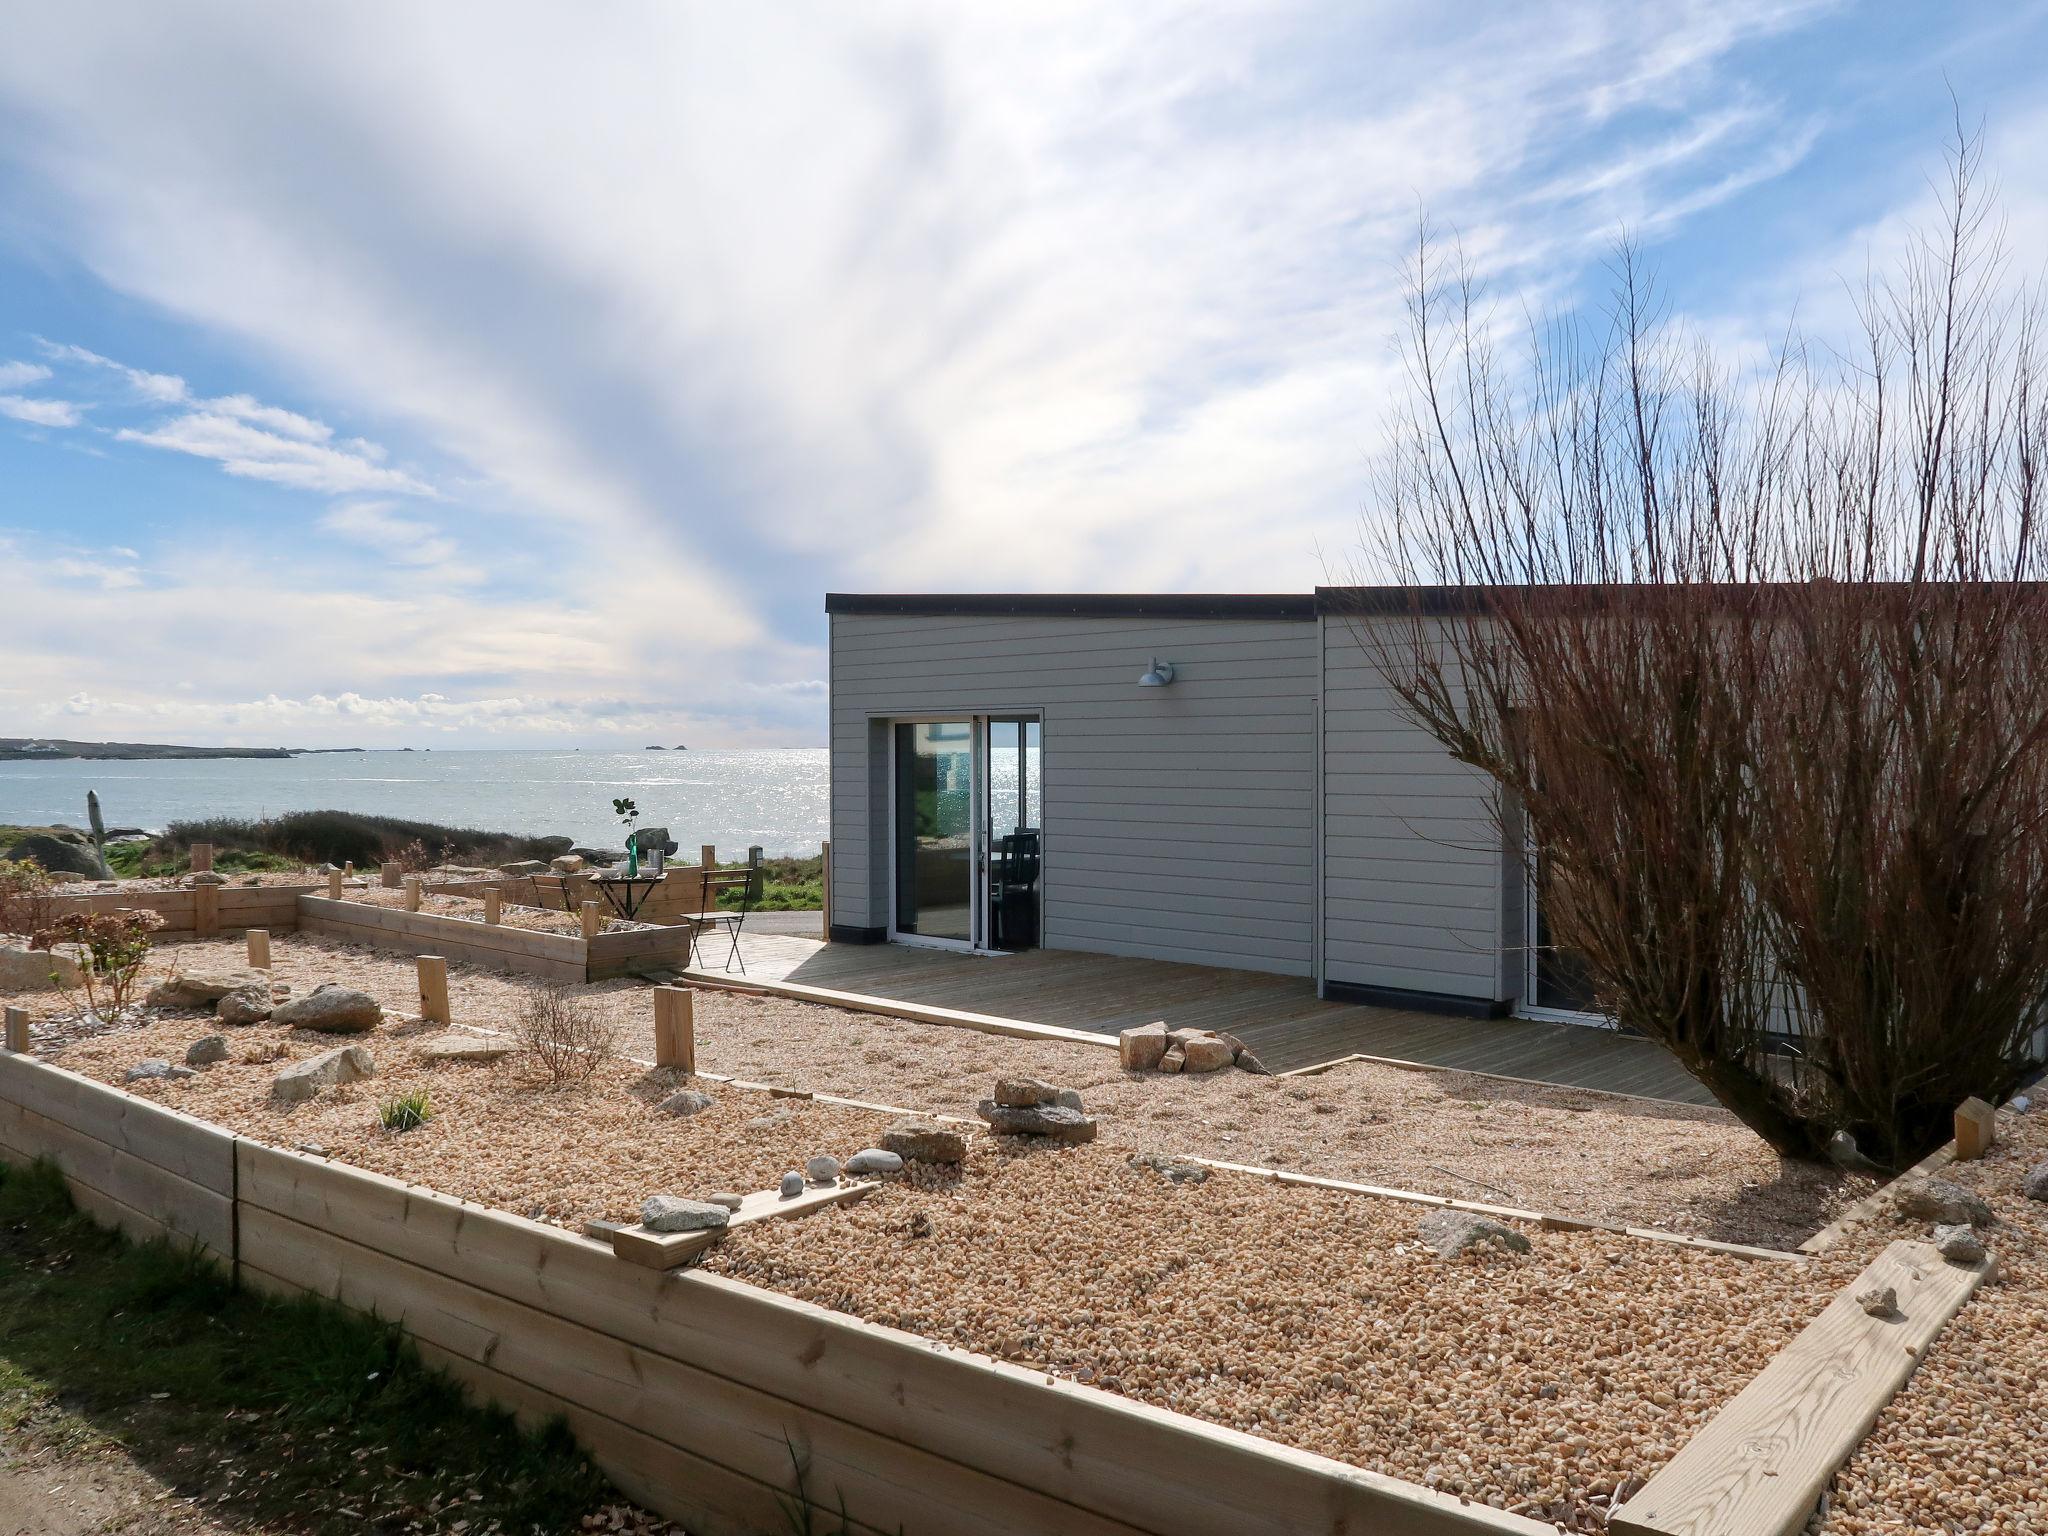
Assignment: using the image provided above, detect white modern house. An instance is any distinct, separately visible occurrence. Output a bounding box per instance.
[825,591,1590,1023]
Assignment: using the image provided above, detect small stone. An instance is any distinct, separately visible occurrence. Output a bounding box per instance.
[657,1089,715,1117]
[294,1141,327,1157]
[1179,1035,1235,1073]
[879,1117,966,1164]
[1127,1151,1208,1184]
[187,871,228,886]
[2024,1161,2048,1202]
[844,1149,904,1176]
[1418,1210,1532,1259]
[805,1154,842,1184]
[272,984,382,1035]
[976,1100,1098,1144]
[707,1192,745,1212]
[125,1059,178,1082]
[1898,1178,1995,1227]
[1118,1021,1168,1072]
[184,1034,229,1067]
[417,1033,512,1064]
[1857,1284,1898,1317]
[639,1195,730,1234]
[778,1170,804,1199]
[1053,1087,1084,1112]
[270,1044,375,1102]
[1933,1223,1986,1264]
[1234,1050,1270,1075]
[1158,1046,1185,1074]
[992,1076,1059,1107]
[216,985,274,1026]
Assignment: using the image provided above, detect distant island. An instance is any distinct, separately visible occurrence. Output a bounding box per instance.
[0,737,362,762]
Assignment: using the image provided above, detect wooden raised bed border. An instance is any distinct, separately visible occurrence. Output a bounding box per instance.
[43,882,318,939]
[295,894,694,984]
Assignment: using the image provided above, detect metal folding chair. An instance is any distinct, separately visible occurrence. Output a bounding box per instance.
[684,871,756,974]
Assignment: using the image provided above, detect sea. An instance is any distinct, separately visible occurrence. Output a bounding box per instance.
[0,749,831,859]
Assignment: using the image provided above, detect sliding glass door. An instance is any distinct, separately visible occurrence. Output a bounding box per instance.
[890,715,1041,952]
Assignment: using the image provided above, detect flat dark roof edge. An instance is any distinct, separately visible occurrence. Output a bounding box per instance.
[825,593,1318,620]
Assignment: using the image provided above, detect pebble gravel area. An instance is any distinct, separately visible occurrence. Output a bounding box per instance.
[345,888,650,935]
[54,871,327,891]
[4,934,1854,1245]
[23,989,1857,1533]
[1813,1105,2048,1536]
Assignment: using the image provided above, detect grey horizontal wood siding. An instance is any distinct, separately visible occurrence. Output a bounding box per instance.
[829,613,1318,976]
[1318,616,1508,1003]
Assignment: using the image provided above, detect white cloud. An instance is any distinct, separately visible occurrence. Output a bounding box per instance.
[0,395,83,427]
[0,360,52,388]
[51,555,143,589]
[116,409,434,495]
[319,499,459,568]
[36,339,188,402]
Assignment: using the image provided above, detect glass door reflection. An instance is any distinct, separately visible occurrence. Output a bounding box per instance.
[893,721,975,944]
[985,718,1041,951]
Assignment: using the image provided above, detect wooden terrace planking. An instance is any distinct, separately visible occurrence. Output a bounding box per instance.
[717,933,1715,1102]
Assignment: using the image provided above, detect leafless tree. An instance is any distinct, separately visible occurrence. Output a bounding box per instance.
[1351,127,2048,1166]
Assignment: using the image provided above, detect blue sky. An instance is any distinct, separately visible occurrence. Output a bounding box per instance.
[2,1,2045,748]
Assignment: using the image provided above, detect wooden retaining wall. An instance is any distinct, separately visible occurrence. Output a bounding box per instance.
[0,1050,1550,1536]
[44,883,316,937]
[433,867,718,927]
[294,895,693,984]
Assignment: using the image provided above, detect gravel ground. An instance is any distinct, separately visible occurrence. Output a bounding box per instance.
[52,871,326,892]
[1812,1104,2048,1536]
[346,888,650,935]
[26,989,1858,1533]
[3,933,1855,1246]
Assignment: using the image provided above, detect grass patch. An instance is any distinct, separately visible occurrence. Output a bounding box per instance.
[104,841,303,878]
[717,854,824,912]
[142,812,571,873]
[378,1089,434,1133]
[0,1159,621,1534]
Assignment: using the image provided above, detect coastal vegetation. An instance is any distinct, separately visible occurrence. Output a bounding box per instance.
[135,811,571,873]
[719,852,824,910]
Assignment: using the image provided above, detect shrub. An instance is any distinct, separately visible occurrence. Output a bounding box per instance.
[146,812,566,872]
[33,908,165,1016]
[0,856,55,938]
[513,982,615,1089]
[378,1090,433,1133]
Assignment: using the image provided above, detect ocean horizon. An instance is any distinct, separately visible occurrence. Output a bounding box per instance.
[0,747,829,859]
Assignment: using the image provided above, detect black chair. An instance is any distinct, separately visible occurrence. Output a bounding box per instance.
[683,870,756,973]
[988,830,1041,951]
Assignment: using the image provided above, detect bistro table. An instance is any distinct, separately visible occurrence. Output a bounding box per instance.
[589,870,666,922]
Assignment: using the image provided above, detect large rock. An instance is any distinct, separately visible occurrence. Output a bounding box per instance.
[0,943,85,992]
[3,832,101,877]
[977,1100,1098,1144]
[1118,1021,1168,1071]
[418,1033,512,1065]
[992,1076,1059,1107]
[1898,1178,1995,1228]
[271,1044,375,1102]
[549,854,587,875]
[147,970,266,1010]
[844,1149,904,1177]
[640,1195,730,1234]
[216,986,275,1026]
[880,1117,966,1164]
[272,984,382,1035]
[1418,1210,1531,1259]
[1177,1034,1235,1073]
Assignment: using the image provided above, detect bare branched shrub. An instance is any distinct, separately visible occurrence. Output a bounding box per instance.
[0,857,55,940]
[33,908,166,1018]
[513,981,616,1089]
[1355,126,2048,1166]
[389,839,435,875]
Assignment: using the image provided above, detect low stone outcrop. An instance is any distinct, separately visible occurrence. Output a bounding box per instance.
[0,943,85,992]
[418,1033,512,1065]
[147,970,264,1010]
[272,984,382,1035]
[879,1117,966,1164]
[977,1099,1098,1144]
[216,985,275,1026]
[1898,1178,1995,1228]
[1418,1209,1531,1259]
[270,1044,375,1102]
[657,1088,714,1117]
[640,1195,730,1234]
[1120,1021,1266,1074]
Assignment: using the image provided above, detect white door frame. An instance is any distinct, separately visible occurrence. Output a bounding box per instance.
[1518,828,1611,1028]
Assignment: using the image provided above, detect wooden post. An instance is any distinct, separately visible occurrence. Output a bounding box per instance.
[3,1007,26,1054]
[579,900,602,941]
[820,838,832,942]
[483,886,502,925]
[327,867,344,899]
[381,862,400,889]
[700,843,717,873]
[417,955,450,1026]
[343,860,355,879]
[190,841,214,873]
[653,986,695,1073]
[193,882,219,937]
[404,875,422,912]
[246,929,271,969]
[1955,1097,1997,1161]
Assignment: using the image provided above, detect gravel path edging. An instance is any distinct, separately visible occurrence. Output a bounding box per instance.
[679,969,1120,1050]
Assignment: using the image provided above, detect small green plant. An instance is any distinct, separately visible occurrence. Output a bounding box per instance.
[612,797,639,834]
[378,1090,433,1133]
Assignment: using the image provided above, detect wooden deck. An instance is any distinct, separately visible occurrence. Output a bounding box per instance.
[709,934,1717,1105]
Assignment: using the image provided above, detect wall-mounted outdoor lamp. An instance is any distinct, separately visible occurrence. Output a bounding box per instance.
[1138,658,1176,687]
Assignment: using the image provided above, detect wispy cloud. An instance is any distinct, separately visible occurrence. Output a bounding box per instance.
[0,395,83,427]
[115,409,433,495]
[319,499,459,568]
[37,339,188,402]
[0,360,53,388]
